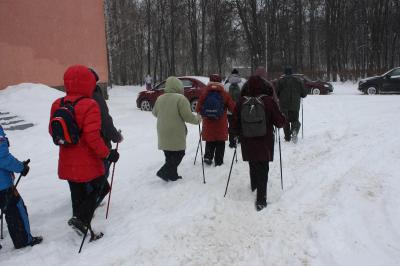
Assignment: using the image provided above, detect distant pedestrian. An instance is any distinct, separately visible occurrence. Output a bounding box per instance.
[145,74,153,91]
[276,67,307,143]
[152,76,201,182]
[0,125,42,249]
[232,75,286,211]
[196,74,235,166]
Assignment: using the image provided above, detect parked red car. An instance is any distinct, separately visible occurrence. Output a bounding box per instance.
[136,76,209,111]
[273,74,333,95]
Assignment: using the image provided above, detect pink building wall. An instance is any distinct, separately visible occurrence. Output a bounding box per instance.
[0,0,108,90]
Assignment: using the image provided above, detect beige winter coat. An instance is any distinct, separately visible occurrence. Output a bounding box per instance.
[152,77,200,151]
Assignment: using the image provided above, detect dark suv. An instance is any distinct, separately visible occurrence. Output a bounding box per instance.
[358,67,400,94]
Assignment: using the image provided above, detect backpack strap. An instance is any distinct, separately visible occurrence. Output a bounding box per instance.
[59,96,88,107]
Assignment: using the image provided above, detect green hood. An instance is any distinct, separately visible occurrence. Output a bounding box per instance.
[164,76,184,94]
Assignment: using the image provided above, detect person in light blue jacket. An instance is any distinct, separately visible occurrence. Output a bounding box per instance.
[0,125,42,249]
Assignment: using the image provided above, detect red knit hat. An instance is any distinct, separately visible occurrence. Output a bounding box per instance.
[209,74,222,82]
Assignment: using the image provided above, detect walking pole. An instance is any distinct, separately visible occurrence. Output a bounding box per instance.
[1,159,30,239]
[235,149,238,163]
[194,138,201,165]
[301,99,304,139]
[198,124,206,184]
[79,167,111,253]
[106,142,119,219]
[277,129,283,190]
[0,211,3,239]
[224,146,237,197]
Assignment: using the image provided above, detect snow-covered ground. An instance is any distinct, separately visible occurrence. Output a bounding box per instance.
[0,82,399,266]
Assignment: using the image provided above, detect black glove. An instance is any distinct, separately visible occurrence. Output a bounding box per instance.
[107,149,120,163]
[21,160,30,176]
[116,132,124,143]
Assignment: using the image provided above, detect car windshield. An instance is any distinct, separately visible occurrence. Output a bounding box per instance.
[382,68,400,77]
[181,79,193,88]
[302,75,313,82]
[153,82,165,90]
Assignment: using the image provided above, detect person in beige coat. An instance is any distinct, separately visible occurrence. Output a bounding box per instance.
[152,76,201,181]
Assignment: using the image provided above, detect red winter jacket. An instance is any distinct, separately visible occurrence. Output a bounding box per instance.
[49,65,110,183]
[196,83,236,141]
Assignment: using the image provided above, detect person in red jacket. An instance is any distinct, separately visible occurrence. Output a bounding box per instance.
[196,74,236,166]
[232,75,286,211]
[49,65,119,235]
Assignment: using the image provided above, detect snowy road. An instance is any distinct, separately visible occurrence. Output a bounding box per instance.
[0,82,399,265]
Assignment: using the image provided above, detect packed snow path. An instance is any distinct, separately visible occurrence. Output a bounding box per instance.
[0,83,399,265]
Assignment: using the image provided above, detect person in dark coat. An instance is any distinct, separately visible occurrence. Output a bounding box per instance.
[89,68,123,203]
[0,125,42,249]
[232,75,286,211]
[196,74,236,166]
[276,67,307,143]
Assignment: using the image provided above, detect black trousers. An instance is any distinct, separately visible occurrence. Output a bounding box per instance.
[0,188,32,248]
[227,115,235,146]
[281,110,300,140]
[248,161,269,204]
[157,150,185,180]
[68,176,106,224]
[205,141,225,166]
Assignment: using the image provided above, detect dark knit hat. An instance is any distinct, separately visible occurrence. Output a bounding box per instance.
[209,74,222,82]
[284,67,293,75]
[89,68,99,82]
[231,68,239,74]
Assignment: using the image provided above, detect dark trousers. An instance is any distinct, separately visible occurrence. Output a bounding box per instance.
[68,176,106,224]
[205,141,225,166]
[282,110,300,140]
[0,188,32,248]
[248,161,269,204]
[85,160,112,205]
[157,150,185,180]
[227,115,235,146]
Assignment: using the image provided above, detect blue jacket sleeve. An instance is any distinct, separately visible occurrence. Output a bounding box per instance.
[0,141,24,173]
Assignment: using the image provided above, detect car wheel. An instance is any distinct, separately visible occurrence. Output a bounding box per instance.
[140,99,152,111]
[312,88,321,95]
[190,98,198,112]
[366,86,378,95]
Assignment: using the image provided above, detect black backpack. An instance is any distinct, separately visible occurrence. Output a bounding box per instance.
[50,97,86,145]
[200,91,224,119]
[240,95,268,137]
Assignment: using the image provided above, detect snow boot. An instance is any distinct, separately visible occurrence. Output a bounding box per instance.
[204,158,212,165]
[68,217,88,235]
[169,176,182,182]
[30,236,43,247]
[156,171,169,182]
[255,201,267,211]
